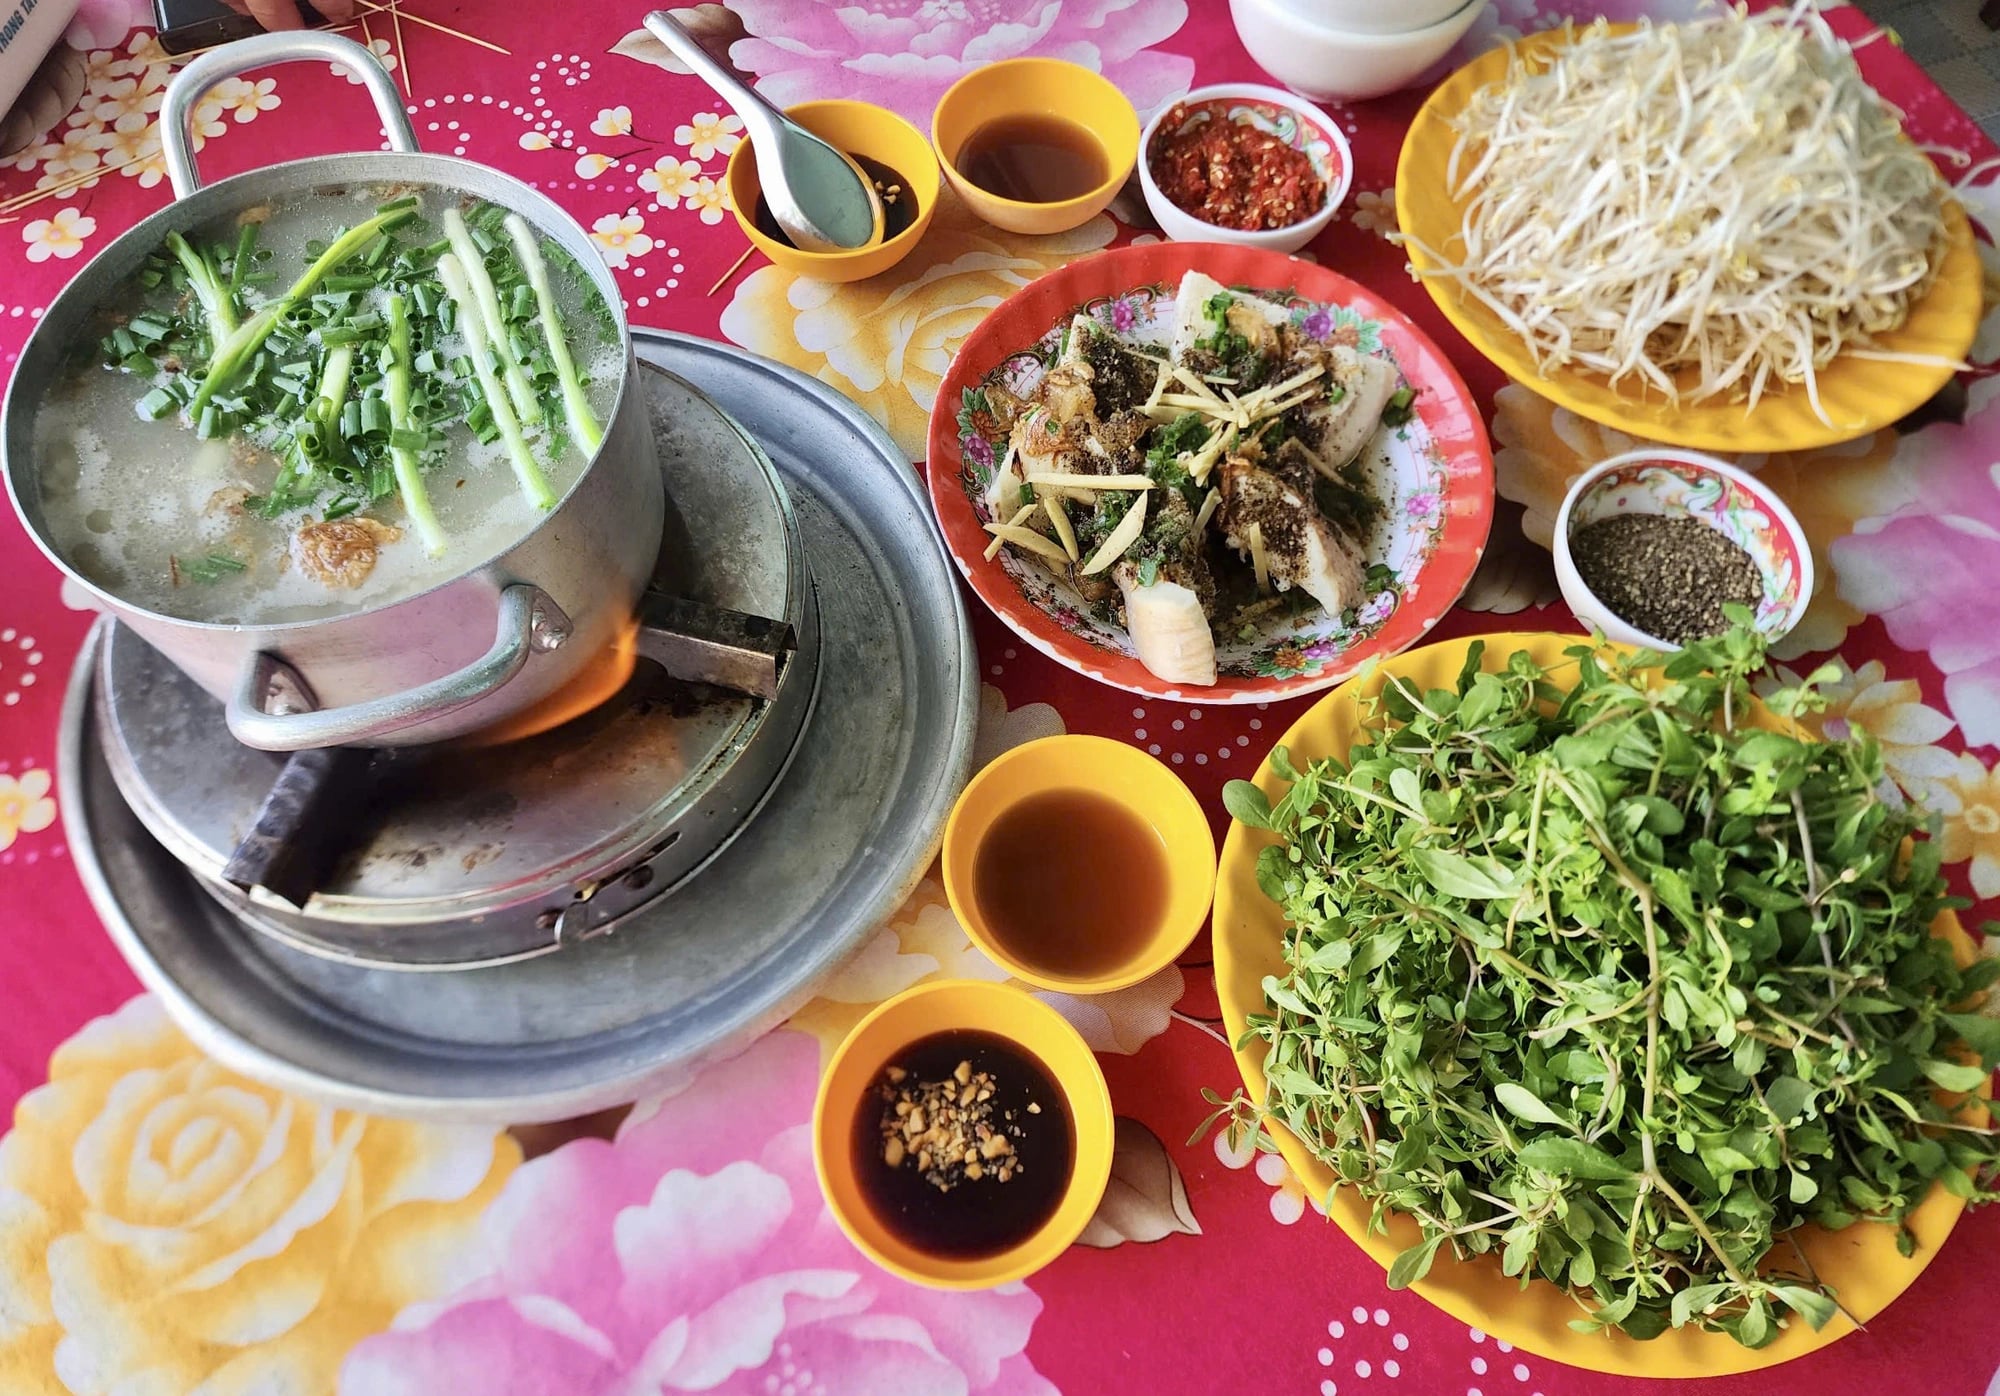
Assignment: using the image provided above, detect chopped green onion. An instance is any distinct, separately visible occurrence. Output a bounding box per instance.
[358,394,391,437]
[438,252,554,508]
[227,224,257,297]
[136,387,176,420]
[504,212,603,457]
[187,204,415,420]
[181,551,247,583]
[442,207,541,426]
[166,231,239,346]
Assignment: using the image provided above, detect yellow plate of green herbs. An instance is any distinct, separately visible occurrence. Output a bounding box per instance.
[1212,631,1986,1377]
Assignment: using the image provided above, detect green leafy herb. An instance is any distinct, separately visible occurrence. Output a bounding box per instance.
[1144,412,1209,510]
[1217,625,2000,1348]
[178,551,247,583]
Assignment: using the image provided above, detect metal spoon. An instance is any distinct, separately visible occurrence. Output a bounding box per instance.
[642,11,884,252]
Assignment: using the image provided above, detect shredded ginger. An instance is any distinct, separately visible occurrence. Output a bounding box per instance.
[1402,3,1953,422]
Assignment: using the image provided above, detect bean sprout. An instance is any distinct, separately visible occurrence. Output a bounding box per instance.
[1402,3,1953,422]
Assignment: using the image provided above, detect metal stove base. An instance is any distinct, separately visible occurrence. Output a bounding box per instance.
[95,364,821,969]
[57,331,976,1121]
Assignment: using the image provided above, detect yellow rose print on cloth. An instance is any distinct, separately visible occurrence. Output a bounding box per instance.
[1489,384,1906,655]
[0,997,518,1396]
[720,185,1117,459]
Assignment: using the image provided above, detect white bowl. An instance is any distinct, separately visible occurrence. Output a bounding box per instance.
[1265,0,1470,35]
[1228,0,1489,102]
[1137,83,1351,254]
[1552,449,1814,652]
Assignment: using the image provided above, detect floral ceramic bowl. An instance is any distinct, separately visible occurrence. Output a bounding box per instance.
[925,241,1495,704]
[1138,83,1351,254]
[1552,449,1813,650]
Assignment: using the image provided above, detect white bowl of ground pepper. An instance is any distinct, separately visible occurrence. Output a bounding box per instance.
[1553,449,1813,651]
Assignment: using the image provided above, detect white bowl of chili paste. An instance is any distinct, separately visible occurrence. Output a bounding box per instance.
[1138,83,1350,254]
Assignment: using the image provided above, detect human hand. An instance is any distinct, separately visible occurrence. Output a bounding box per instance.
[219,0,360,29]
[0,43,85,159]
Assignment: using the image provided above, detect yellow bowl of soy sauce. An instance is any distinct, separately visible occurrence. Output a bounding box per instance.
[931,58,1139,235]
[814,978,1115,1289]
[725,99,940,283]
[942,734,1217,994]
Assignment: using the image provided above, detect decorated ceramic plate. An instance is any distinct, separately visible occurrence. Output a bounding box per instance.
[924,242,1494,704]
[1398,29,1981,455]
[1213,633,1976,1377]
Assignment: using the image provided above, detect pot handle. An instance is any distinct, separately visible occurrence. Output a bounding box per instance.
[162,31,421,198]
[224,583,573,751]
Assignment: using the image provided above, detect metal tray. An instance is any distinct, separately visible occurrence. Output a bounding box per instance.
[58,331,977,1121]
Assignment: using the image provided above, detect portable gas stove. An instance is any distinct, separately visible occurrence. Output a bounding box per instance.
[98,366,820,969]
[58,333,977,1120]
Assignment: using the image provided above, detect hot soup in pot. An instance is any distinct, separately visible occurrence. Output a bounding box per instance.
[29,184,621,625]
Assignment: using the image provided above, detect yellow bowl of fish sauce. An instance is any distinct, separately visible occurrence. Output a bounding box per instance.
[725,99,940,284]
[942,734,1216,993]
[814,978,1115,1289]
[931,58,1140,235]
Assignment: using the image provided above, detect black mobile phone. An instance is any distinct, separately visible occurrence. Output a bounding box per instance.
[152,0,318,54]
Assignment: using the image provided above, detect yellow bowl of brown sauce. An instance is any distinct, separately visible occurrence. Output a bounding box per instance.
[942,734,1216,993]
[931,58,1140,235]
[725,98,940,283]
[814,978,1115,1289]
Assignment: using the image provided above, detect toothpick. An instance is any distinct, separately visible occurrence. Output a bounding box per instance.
[708,246,754,296]
[0,156,146,215]
[351,1,509,56]
[389,0,412,100]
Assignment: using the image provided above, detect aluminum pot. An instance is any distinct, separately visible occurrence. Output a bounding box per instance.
[2,31,664,750]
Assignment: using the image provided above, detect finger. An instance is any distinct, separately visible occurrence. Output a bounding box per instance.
[0,44,87,158]
[242,0,308,28]
[312,0,361,20]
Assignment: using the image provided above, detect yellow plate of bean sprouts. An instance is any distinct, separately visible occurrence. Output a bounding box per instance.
[1396,14,1980,454]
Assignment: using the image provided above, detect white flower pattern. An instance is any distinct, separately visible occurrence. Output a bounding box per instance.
[331,38,399,85]
[1349,188,1398,237]
[674,110,742,161]
[639,155,702,208]
[23,208,96,262]
[588,211,653,267]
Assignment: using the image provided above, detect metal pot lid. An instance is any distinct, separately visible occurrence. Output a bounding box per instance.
[58,331,977,1121]
[94,365,817,968]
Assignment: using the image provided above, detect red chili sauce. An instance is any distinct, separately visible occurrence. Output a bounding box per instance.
[1150,103,1328,232]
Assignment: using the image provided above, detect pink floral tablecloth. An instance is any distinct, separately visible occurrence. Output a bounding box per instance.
[2,2,1998,1394]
